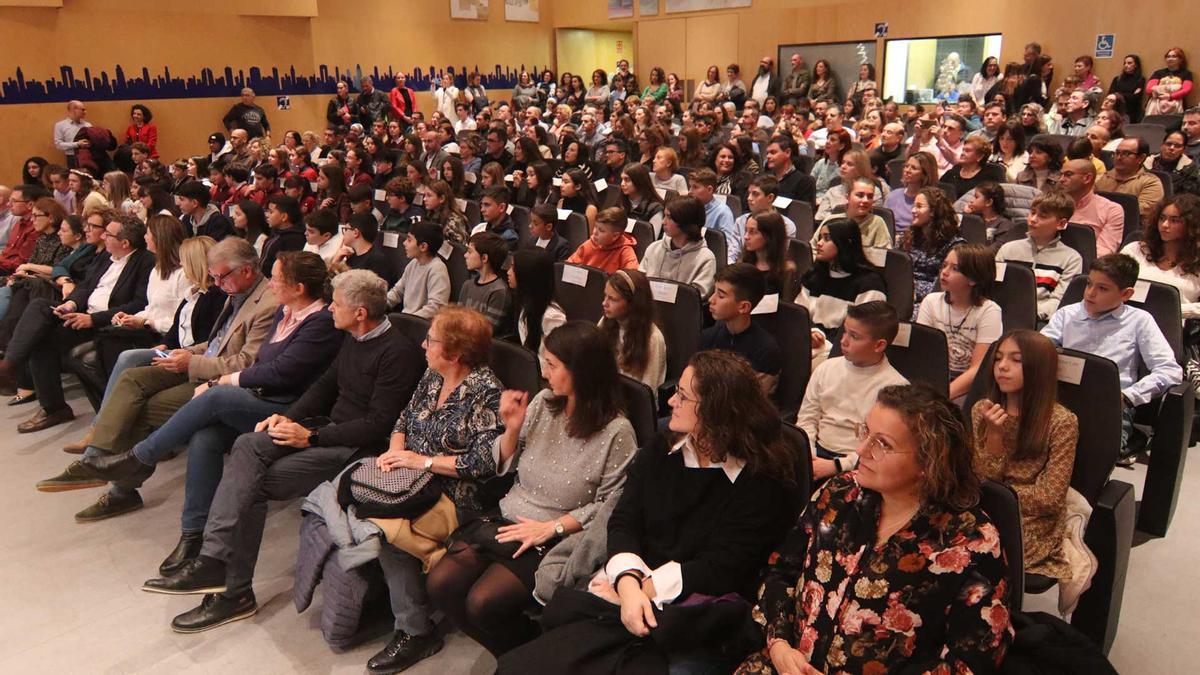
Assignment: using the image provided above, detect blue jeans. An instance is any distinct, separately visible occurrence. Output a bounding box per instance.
[129,385,291,533]
[0,284,12,322]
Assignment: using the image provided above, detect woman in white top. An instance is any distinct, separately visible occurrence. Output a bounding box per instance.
[1121,195,1200,319]
[585,69,610,106]
[508,248,566,355]
[651,147,689,196]
[916,243,1003,401]
[598,269,667,394]
[970,57,1001,107]
[989,122,1030,182]
[431,72,460,121]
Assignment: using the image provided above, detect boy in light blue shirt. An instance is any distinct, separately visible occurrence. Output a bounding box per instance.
[1041,253,1182,448]
[687,168,735,262]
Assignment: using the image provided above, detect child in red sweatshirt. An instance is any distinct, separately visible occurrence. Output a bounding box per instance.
[567,206,639,273]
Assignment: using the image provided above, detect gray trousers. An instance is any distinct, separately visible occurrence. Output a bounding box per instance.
[200,430,357,595]
[378,544,435,635]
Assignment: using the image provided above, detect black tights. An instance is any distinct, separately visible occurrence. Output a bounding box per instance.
[426,545,538,656]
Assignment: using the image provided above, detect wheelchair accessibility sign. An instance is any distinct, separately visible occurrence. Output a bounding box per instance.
[1095,34,1115,59]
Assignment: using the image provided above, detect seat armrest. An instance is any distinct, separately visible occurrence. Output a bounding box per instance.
[1072,479,1135,654]
[1139,383,1194,536]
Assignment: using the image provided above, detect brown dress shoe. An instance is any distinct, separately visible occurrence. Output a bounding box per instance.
[17,406,75,434]
[63,429,94,454]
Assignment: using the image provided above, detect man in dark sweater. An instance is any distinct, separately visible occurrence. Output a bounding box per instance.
[259,195,307,277]
[337,211,398,286]
[765,135,816,205]
[699,264,781,394]
[144,268,424,633]
[176,182,236,240]
[222,88,270,139]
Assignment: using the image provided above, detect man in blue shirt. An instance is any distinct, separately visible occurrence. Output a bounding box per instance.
[687,168,736,263]
[1041,254,1182,448]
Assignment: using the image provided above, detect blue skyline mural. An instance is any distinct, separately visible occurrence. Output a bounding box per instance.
[0,63,549,105]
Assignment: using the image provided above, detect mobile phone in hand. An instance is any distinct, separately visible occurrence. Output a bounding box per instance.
[153,349,170,358]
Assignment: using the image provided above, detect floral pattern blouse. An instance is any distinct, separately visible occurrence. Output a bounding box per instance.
[907,236,965,318]
[393,366,504,514]
[737,474,1012,675]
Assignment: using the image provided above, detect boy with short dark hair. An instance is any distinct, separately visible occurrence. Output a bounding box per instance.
[1041,253,1182,447]
[460,231,512,328]
[302,208,343,263]
[699,263,782,393]
[566,206,638,272]
[796,300,909,479]
[386,221,450,318]
[336,212,397,285]
[995,190,1083,323]
[471,186,519,251]
[687,168,736,262]
[729,174,797,262]
[380,177,424,233]
[248,165,282,207]
[524,204,572,262]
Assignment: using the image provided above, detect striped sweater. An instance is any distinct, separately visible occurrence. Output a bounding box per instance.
[995,236,1084,321]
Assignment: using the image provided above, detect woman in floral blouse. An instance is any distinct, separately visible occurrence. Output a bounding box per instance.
[737,383,1012,675]
[972,330,1078,580]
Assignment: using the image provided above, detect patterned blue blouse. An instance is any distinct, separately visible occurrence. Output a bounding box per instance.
[907,236,965,318]
[393,365,504,514]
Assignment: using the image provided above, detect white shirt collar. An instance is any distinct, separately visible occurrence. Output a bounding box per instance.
[670,436,745,483]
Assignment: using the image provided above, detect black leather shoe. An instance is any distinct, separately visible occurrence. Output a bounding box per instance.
[160,532,205,577]
[170,591,257,634]
[367,630,445,674]
[7,391,36,406]
[80,450,155,484]
[143,556,227,595]
[75,491,143,522]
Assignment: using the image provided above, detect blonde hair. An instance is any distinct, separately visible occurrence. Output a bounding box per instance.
[180,235,217,291]
[655,146,680,172]
[841,148,873,180]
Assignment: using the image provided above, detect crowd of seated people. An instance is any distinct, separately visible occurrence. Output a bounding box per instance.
[0,44,1196,673]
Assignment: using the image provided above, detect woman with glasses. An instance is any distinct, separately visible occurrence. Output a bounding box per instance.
[738,383,1011,675]
[367,305,504,672]
[1145,131,1200,197]
[499,350,795,673]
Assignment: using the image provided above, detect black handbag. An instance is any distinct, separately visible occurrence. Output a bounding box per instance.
[335,459,442,520]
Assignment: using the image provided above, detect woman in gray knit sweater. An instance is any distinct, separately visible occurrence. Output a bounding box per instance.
[426,321,637,658]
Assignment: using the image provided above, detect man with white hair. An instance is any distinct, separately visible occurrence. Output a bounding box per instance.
[222,87,270,139]
[53,100,92,168]
[142,269,424,635]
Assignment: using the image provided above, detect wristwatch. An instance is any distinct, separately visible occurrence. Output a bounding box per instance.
[423,457,434,471]
[553,520,566,537]
[307,430,319,447]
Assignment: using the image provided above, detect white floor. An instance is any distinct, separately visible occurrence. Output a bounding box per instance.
[0,388,1194,673]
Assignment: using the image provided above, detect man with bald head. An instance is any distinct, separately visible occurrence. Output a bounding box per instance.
[1058,158,1125,255]
[222,87,270,139]
[781,53,811,106]
[53,100,91,168]
[1095,137,1165,225]
[750,56,780,108]
[870,122,907,181]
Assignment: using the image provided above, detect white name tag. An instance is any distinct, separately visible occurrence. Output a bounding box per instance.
[472,222,487,235]
[864,247,888,267]
[655,187,667,199]
[464,172,478,184]
[994,262,1007,282]
[650,280,678,304]
[751,293,779,315]
[552,177,563,187]
[892,322,912,348]
[506,204,514,215]
[1057,354,1085,384]
[625,218,638,233]
[773,196,793,209]
[535,237,550,248]
[382,232,400,248]
[557,208,571,221]
[505,174,514,183]
[374,189,386,202]
[712,193,728,205]
[454,198,468,212]
[593,178,608,192]
[309,181,319,192]
[438,241,453,259]
[1131,279,1150,303]
[561,265,589,287]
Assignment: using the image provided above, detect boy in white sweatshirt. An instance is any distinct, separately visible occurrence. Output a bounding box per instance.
[796,300,909,480]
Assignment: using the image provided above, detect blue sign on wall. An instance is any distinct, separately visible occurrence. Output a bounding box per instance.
[1095,34,1115,59]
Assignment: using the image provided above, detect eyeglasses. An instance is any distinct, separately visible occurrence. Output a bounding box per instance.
[1163,141,1185,148]
[674,388,698,406]
[1112,150,1140,157]
[101,230,122,240]
[854,423,913,460]
[212,264,247,284]
[32,212,48,218]
[422,333,443,346]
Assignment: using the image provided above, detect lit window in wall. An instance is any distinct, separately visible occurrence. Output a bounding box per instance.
[883,34,1002,105]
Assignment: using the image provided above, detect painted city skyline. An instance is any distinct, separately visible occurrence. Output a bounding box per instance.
[0,63,550,105]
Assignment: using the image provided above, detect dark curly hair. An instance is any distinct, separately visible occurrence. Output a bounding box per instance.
[1139,194,1200,276]
[902,187,960,255]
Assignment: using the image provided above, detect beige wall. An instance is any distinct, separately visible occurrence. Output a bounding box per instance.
[557,28,635,84]
[0,0,555,184]
[557,0,1196,109]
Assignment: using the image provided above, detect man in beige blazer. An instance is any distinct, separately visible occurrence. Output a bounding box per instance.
[37,238,280,522]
